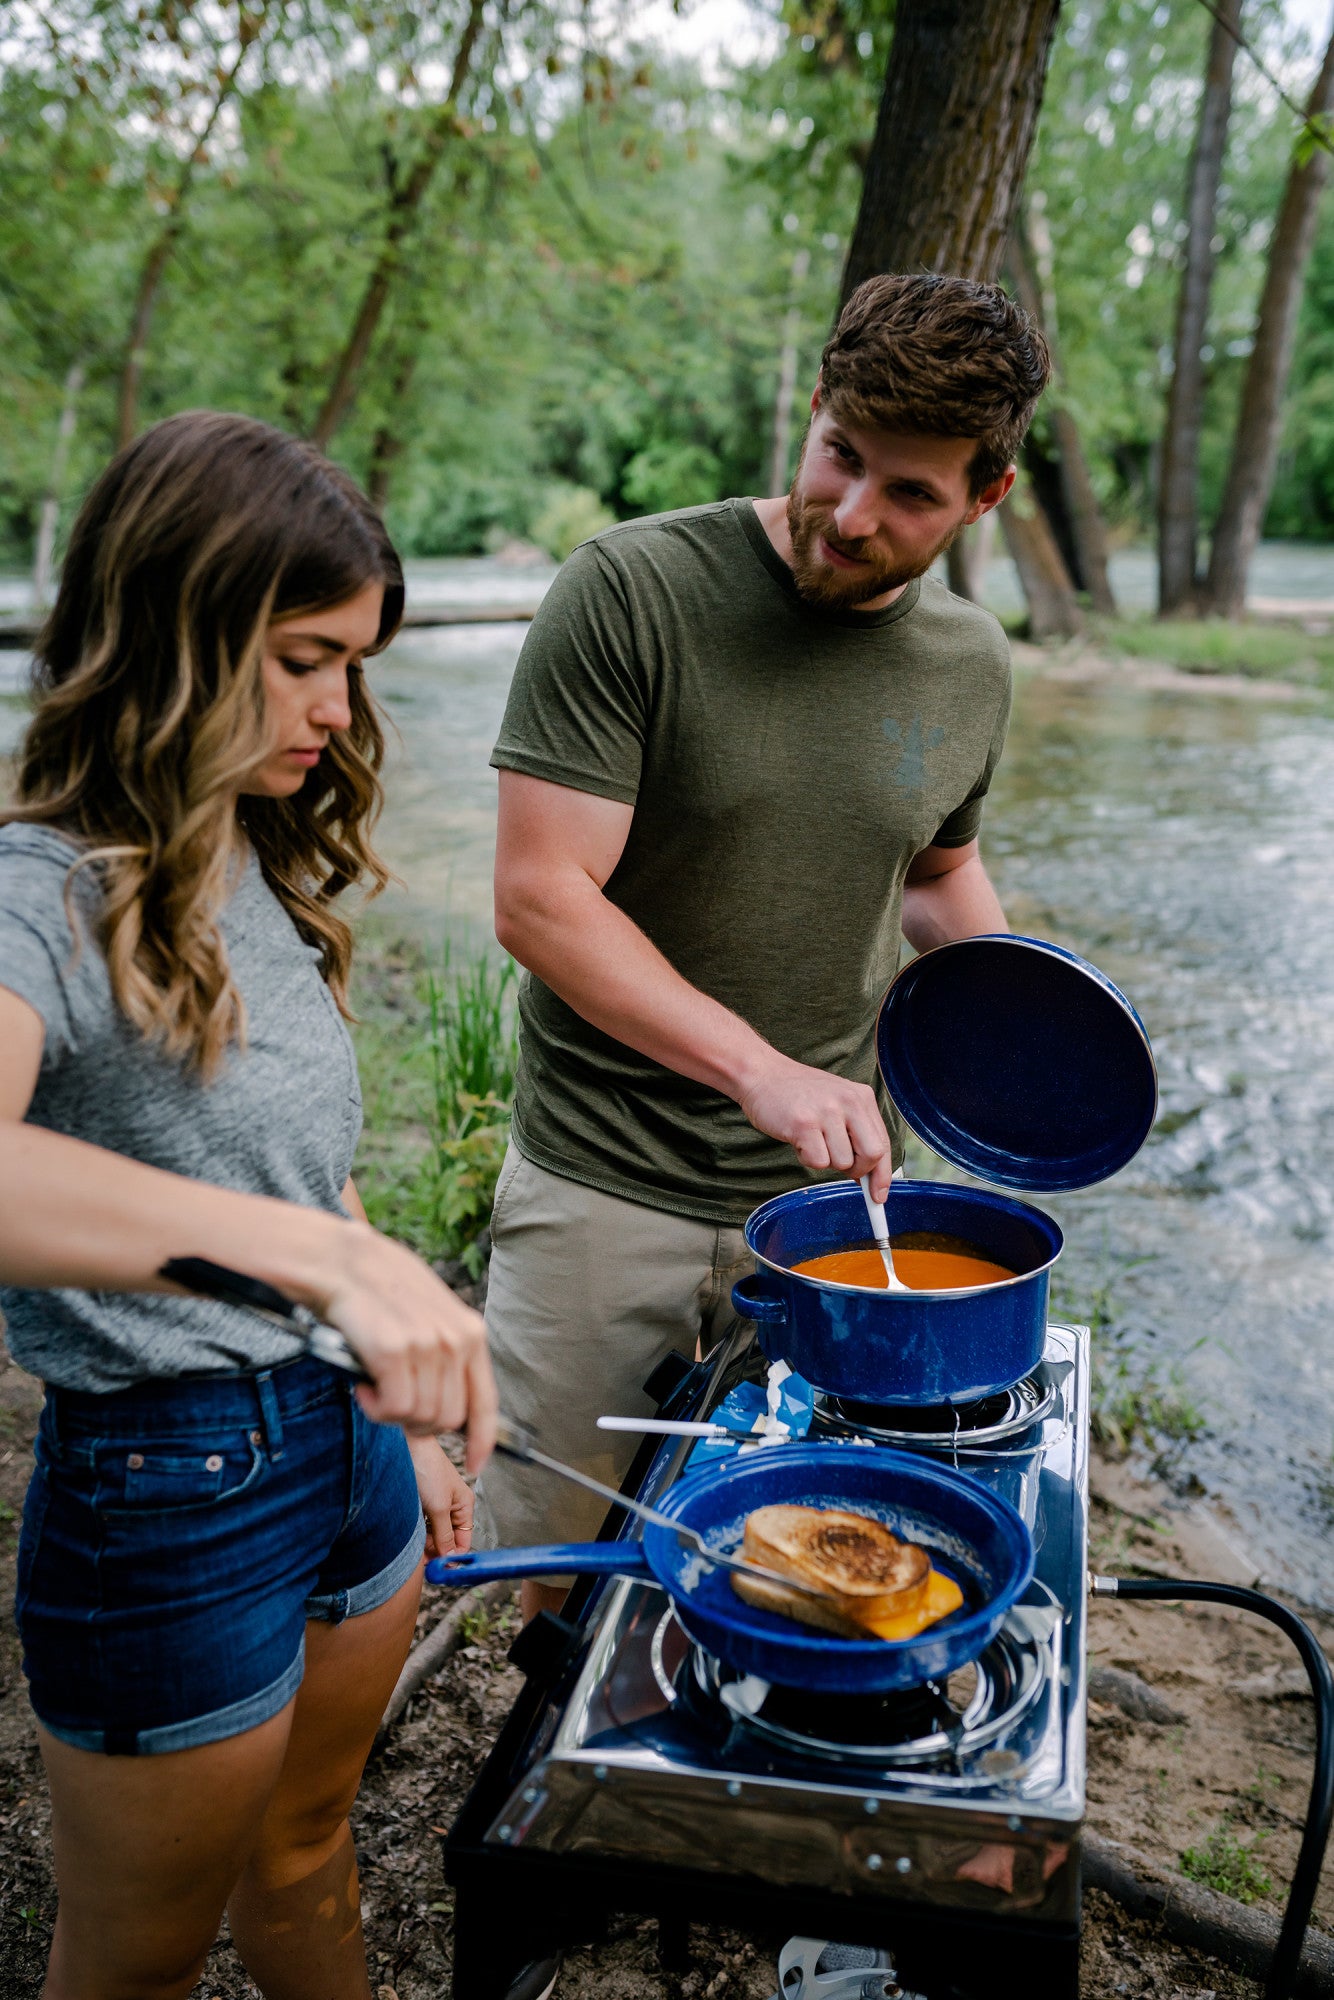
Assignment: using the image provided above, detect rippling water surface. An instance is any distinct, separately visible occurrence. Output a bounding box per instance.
[5,548,1334,1601]
[990,678,1334,1604]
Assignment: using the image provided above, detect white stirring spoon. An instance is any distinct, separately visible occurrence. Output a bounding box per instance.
[858,1172,911,1292]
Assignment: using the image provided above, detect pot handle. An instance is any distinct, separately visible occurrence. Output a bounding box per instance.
[425,1543,652,1587]
[731,1271,789,1325]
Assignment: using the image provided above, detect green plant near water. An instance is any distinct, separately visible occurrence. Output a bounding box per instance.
[1094,614,1334,687]
[354,943,519,1275]
[424,950,518,1136]
[1051,1259,1207,1463]
[418,951,519,1273]
[1180,1821,1273,1904]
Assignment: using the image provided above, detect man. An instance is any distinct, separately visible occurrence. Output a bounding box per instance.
[479,271,1050,1616]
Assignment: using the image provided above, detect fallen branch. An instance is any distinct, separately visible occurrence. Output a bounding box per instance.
[376,1579,512,1748]
[1083,1829,1334,1996]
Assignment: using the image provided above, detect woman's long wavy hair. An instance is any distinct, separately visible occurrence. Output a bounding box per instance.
[3,410,404,1076]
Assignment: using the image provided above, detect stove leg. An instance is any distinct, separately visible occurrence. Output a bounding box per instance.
[657,1913,692,1973]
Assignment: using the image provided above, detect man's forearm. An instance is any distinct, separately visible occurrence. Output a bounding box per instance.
[901,852,1007,954]
[496,870,778,1100]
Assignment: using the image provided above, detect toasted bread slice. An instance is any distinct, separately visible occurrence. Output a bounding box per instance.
[741,1504,931,1626]
[730,1566,873,1638]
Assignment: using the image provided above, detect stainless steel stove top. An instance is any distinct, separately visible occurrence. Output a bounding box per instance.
[479,1324,1089,1926]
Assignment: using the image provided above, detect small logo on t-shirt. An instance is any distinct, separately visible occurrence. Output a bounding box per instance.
[882,715,945,792]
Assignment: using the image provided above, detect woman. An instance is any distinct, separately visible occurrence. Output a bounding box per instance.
[0,410,497,2000]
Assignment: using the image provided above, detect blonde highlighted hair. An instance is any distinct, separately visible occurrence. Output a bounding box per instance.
[3,410,404,1075]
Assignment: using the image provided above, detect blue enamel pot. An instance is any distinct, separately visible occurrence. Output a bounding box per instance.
[734,936,1156,1407]
[738,1179,1063,1406]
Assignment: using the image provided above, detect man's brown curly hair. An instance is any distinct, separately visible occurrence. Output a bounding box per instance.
[820,273,1051,495]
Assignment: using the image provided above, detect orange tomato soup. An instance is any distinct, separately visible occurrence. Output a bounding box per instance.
[791,1235,1016,1292]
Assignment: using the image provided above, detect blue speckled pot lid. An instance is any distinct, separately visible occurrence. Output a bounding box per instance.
[875,934,1157,1193]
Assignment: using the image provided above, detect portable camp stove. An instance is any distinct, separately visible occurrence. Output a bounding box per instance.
[444,1321,1089,2000]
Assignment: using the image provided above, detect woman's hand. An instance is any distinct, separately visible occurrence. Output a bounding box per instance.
[408,1435,475,1558]
[318,1223,497,1472]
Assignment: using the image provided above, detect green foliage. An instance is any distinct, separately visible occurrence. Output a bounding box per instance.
[6,0,1334,573]
[1267,192,1334,535]
[622,440,724,514]
[1051,1258,1207,1462]
[458,1602,493,1644]
[426,950,518,1113]
[352,939,518,1272]
[529,483,616,559]
[1097,614,1334,684]
[414,1100,514,1278]
[1180,1822,1273,1904]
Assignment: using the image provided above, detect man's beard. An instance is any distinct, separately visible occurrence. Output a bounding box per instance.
[785,485,962,611]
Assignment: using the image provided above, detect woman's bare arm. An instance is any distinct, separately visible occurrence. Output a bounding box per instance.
[0,988,497,1467]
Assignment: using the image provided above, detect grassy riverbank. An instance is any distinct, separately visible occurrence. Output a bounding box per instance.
[1008,610,1334,693]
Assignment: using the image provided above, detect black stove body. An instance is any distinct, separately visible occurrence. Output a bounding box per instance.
[445,1323,1090,2000]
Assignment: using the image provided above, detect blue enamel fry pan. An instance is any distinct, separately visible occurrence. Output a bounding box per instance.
[428,1442,1033,1695]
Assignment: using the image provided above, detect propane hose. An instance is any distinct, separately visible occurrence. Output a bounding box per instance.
[1090,1574,1334,2000]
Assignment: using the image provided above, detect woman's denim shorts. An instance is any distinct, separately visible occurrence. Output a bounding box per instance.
[15,1352,425,1756]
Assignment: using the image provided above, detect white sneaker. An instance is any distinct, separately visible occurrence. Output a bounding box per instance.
[774,1937,922,2000]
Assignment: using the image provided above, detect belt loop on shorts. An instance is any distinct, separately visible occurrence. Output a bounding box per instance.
[253,1370,285,1461]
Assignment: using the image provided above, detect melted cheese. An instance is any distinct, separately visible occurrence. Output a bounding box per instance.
[860,1566,965,1643]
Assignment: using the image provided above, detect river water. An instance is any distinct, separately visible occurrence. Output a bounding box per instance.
[4,545,1334,1602]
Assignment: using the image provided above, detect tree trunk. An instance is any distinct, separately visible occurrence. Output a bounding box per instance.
[1158,0,1241,616]
[309,0,486,452]
[1051,404,1115,611]
[1000,470,1084,640]
[946,513,996,601]
[1024,431,1083,585]
[840,0,1062,303]
[1006,205,1117,614]
[116,17,259,448]
[768,246,810,494]
[839,0,1079,636]
[1203,22,1334,618]
[33,361,85,608]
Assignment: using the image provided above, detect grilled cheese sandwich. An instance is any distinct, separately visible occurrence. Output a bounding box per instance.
[732,1503,964,1642]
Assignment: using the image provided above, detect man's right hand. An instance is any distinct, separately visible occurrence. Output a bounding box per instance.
[737,1051,894,1203]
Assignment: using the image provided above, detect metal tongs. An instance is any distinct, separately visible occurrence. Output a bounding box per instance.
[158,1257,371,1381]
[493,1415,842,1609]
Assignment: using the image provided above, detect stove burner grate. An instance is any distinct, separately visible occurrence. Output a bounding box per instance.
[811,1365,1057,1451]
[650,1609,1046,1772]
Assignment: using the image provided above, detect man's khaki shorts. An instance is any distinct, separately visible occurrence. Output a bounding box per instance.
[474,1144,754,1551]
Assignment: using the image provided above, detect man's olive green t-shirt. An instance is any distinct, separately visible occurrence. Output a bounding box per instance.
[490,498,1011,1226]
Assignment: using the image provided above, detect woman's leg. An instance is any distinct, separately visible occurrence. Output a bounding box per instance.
[39,1703,295,2000]
[227,1565,422,2000]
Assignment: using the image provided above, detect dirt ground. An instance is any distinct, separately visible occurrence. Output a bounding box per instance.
[1,1343,1330,2000]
